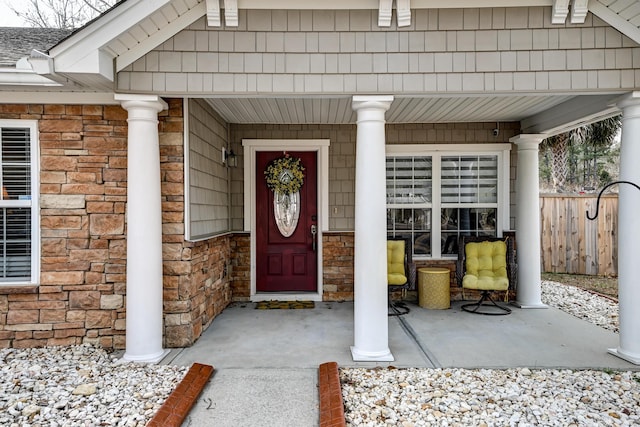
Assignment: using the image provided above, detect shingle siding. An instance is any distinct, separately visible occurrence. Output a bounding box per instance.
[118,8,640,95]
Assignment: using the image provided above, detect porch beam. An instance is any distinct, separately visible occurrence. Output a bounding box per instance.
[521,94,621,136]
[608,92,640,365]
[115,94,170,364]
[511,134,547,309]
[351,95,394,362]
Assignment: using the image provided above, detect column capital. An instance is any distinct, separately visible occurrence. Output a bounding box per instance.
[616,91,640,109]
[114,94,168,113]
[352,95,394,113]
[510,134,546,147]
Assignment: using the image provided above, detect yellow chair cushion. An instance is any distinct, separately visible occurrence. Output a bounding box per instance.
[387,240,408,286]
[462,240,509,291]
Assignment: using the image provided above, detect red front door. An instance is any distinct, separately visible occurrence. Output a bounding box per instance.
[256,151,318,292]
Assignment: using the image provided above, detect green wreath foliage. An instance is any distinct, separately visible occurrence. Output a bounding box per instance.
[264,156,305,195]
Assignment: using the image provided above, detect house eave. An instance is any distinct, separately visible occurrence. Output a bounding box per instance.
[0,68,62,87]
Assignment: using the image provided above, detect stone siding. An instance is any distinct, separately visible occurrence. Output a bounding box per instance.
[229,233,250,301]
[322,232,354,301]
[0,99,232,350]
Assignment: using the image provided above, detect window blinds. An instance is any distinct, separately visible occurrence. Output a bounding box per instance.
[0,127,32,282]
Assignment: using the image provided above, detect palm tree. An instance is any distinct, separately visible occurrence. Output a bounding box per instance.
[541,132,571,192]
[540,116,621,193]
[574,116,621,190]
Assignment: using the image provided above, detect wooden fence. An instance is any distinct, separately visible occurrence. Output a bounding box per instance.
[540,194,617,276]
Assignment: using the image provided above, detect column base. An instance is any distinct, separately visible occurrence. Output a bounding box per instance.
[512,301,548,309]
[351,346,394,362]
[608,347,640,365]
[121,348,170,364]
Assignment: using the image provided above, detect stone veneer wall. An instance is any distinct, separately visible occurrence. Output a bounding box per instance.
[0,99,231,350]
[322,232,354,301]
[229,233,250,301]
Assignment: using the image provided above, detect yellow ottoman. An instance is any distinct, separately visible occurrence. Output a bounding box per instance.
[418,267,450,309]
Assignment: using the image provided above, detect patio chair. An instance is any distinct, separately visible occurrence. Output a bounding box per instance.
[456,235,516,315]
[387,237,416,316]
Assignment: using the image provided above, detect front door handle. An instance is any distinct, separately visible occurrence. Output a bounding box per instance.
[310,224,317,251]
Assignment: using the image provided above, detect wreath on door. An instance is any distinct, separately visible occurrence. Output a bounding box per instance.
[264,155,305,195]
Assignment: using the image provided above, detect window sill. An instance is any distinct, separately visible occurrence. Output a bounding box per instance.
[0,285,38,294]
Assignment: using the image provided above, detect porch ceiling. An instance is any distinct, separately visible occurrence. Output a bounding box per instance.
[204,93,597,128]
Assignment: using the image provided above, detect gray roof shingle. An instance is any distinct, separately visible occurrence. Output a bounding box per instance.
[0,27,72,67]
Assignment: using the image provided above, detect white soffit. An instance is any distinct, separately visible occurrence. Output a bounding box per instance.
[206,95,576,125]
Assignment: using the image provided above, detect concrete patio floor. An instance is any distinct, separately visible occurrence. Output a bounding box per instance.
[166,300,638,426]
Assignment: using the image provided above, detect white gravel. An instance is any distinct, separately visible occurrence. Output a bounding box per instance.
[342,280,638,426]
[341,367,640,426]
[542,280,619,333]
[0,344,187,427]
[0,280,631,426]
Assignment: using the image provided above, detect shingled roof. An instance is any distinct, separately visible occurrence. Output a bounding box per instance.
[0,27,72,67]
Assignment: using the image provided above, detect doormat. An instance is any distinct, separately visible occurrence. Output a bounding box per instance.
[255,300,315,310]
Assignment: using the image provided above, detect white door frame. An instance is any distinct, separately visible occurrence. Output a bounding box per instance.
[242,139,330,301]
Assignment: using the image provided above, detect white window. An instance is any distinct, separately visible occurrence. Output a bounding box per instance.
[0,121,39,284]
[386,144,510,259]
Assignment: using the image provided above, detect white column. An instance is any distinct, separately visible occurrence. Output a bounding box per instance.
[115,94,169,363]
[609,93,640,365]
[351,95,394,362]
[511,134,547,309]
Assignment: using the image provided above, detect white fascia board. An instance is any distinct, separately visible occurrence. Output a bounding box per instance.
[0,69,62,87]
[236,0,378,8]
[235,0,551,7]
[411,0,552,7]
[235,0,550,8]
[49,0,171,76]
[116,2,207,72]
[0,91,118,105]
[589,1,640,45]
[57,49,115,81]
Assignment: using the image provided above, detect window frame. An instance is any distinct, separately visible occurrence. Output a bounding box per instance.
[386,143,511,259]
[0,120,40,286]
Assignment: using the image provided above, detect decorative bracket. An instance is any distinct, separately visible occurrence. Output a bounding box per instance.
[205,0,221,27]
[205,0,237,27]
[224,0,238,27]
[552,0,570,24]
[378,0,392,27]
[570,0,589,24]
[586,180,640,220]
[396,0,411,27]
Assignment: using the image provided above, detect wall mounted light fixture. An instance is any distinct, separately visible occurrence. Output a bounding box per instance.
[222,147,238,168]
